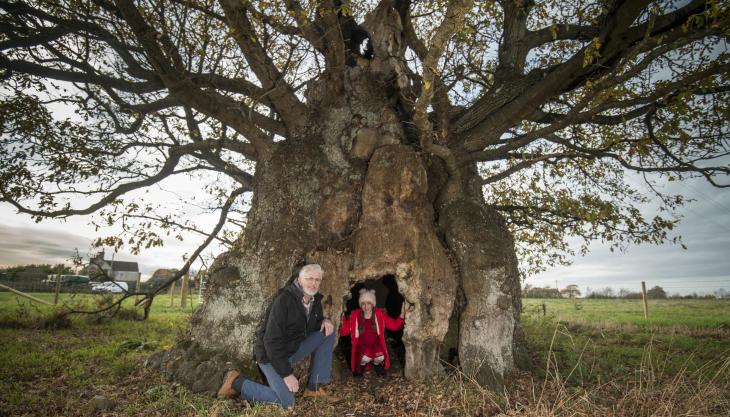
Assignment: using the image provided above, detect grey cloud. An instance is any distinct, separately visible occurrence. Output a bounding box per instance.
[0,223,193,278]
[531,176,730,295]
[0,224,92,266]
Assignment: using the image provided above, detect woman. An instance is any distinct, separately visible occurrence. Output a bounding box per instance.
[341,288,405,376]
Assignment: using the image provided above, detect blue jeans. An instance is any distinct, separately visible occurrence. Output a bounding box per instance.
[239,331,334,408]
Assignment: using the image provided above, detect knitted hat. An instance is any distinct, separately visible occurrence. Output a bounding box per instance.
[358,288,376,306]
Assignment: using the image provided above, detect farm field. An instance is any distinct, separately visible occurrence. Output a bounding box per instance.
[0,293,728,416]
[521,298,730,387]
[522,297,730,328]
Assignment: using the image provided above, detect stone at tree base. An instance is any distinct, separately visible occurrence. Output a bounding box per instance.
[145,341,258,396]
[91,395,114,411]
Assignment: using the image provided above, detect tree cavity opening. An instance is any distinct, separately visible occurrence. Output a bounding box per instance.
[339,274,406,375]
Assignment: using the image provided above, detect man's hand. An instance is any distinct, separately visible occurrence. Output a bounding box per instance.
[283,374,299,393]
[320,318,334,336]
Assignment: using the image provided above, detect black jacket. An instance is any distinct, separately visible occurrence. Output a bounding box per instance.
[254,282,324,377]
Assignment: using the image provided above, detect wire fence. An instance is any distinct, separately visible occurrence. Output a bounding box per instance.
[0,280,140,294]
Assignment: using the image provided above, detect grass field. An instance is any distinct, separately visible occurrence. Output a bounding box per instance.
[522,297,730,328]
[521,298,730,387]
[1,292,728,416]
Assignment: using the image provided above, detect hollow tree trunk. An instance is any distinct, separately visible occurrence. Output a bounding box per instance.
[148,3,526,394]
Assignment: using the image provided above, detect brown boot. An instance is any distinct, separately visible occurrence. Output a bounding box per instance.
[217,370,240,399]
[303,387,340,403]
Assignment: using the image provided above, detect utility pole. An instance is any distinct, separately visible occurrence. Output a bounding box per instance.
[641,281,649,320]
[110,251,115,282]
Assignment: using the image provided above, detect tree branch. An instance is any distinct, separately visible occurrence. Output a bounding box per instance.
[481,152,578,184]
[527,24,600,49]
[412,0,474,202]
[455,0,711,150]
[138,185,248,317]
[113,0,273,158]
[218,0,308,131]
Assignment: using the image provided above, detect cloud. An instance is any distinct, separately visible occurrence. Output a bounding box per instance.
[0,224,91,266]
[529,174,730,295]
[0,221,212,279]
[530,220,730,294]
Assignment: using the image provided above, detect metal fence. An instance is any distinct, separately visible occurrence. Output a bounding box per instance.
[0,280,138,294]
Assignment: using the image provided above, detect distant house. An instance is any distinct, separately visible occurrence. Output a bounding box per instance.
[146,268,177,291]
[87,250,141,290]
[145,268,197,292]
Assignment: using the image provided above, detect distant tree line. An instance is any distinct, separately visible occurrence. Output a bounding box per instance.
[523,284,581,299]
[584,286,666,299]
[524,284,728,299]
[0,264,74,282]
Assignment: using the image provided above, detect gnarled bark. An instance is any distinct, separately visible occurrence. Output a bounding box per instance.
[155,2,525,392]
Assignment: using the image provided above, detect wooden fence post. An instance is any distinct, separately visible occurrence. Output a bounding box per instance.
[169,280,176,307]
[180,273,189,309]
[135,274,141,293]
[0,283,55,306]
[54,267,62,305]
[641,281,649,320]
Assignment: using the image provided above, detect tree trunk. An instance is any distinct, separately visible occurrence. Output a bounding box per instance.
[147,6,526,394]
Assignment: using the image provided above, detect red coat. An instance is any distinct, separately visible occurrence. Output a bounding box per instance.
[341,307,404,371]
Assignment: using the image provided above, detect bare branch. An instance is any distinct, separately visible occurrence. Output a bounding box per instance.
[545,134,730,188]
[481,152,579,184]
[138,185,248,317]
[114,0,273,157]
[0,141,253,218]
[527,24,600,49]
[121,213,236,246]
[412,0,474,202]
[0,55,161,94]
[218,0,308,131]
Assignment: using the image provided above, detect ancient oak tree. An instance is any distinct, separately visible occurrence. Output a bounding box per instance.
[1,0,728,389]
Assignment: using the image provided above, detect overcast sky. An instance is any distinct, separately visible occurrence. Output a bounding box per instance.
[528,174,730,296]
[1,171,728,294]
[0,174,226,281]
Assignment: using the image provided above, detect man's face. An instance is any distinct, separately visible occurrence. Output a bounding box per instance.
[298,271,322,296]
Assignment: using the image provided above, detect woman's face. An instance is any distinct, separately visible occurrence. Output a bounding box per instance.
[360,301,374,315]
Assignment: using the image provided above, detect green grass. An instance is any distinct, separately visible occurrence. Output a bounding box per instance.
[522,297,730,328]
[521,298,730,386]
[0,292,216,417]
[1,293,728,416]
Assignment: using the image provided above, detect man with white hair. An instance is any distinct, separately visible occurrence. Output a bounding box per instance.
[217,263,336,408]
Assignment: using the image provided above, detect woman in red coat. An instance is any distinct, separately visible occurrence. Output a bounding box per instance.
[341,289,405,376]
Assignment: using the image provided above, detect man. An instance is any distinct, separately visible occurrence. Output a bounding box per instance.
[217,263,336,408]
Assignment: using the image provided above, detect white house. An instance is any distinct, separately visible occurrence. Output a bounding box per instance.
[87,250,142,290]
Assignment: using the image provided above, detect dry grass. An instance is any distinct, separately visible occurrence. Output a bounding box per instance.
[2,294,728,416]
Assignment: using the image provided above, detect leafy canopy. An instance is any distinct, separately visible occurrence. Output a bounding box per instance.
[1,0,728,277]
